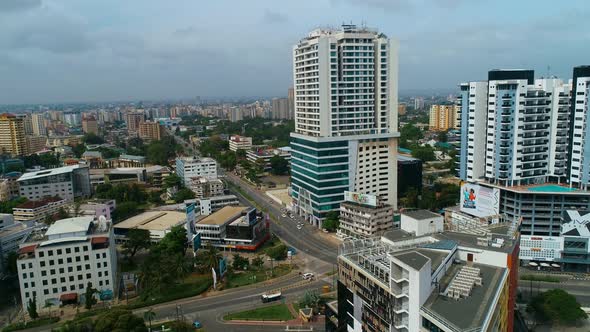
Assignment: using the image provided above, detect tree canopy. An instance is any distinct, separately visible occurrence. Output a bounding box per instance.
[82,133,105,145]
[269,155,289,175]
[527,289,588,326]
[122,229,151,259]
[322,211,340,232]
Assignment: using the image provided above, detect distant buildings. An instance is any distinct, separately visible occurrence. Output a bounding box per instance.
[0,113,27,157]
[138,121,164,141]
[16,216,117,310]
[338,191,396,237]
[175,156,218,186]
[195,206,269,250]
[414,96,425,110]
[398,103,407,115]
[228,135,253,152]
[82,116,98,135]
[290,25,399,226]
[271,98,289,119]
[229,108,243,122]
[428,104,460,131]
[246,146,291,171]
[31,113,46,136]
[287,87,295,120]
[13,197,70,226]
[188,177,224,199]
[63,112,81,127]
[125,112,145,136]
[17,165,92,201]
[0,172,22,201]
[26,135,47,154]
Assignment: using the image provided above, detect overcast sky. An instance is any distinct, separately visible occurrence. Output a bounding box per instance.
[0,0,589,104]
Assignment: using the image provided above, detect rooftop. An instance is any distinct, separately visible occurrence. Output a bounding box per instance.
[401,209,442,220]
[422,263,507,331]
[434,231,516,254]
[476,180,589,195]
[392,247,448,272]
[119,154,146,161]
[115,210,186,231]
[197,206,247,226]
[15,196,66,209]
[18,165,83,182]
[46,216,94,237]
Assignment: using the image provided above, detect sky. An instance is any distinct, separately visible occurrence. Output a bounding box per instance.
[0,0,589,104]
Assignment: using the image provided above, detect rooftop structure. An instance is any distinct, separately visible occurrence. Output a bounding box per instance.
[114,210,186,241]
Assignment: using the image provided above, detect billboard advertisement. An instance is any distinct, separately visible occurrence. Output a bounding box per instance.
[344,191,377,207]
[186,203,196,241]
[460,183,500,218]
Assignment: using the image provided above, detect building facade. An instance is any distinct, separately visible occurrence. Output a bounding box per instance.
[428,104,459,131]
[31,113,46,136]
[0,114,27,157]
[339,191,395,237]
[189,177,224,199]
[290,25,399,226]
[13,197,70,226]
[271,98,290,119]
[82,116,98,135]
[26,135,47,154]
[125,112,145,136]
[175,157,218,186]
[16,216,117,310]
[228,135,253,152]
[138,121,164,141]
[17,165,92,201]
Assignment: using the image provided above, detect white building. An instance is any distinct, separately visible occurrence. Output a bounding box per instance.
[114,210,186,242]
[290,25,399,226]
[17,165,91,201]
[228,135,252,152]
[400,209,443,237]
[189,177,224,199]
[13,197,71,226]
[184,195,240,216]
[569,66,590,190]
[457,81,488,182]
[16,216,117,310]
[31,113,46,136]
[175,156,217,186]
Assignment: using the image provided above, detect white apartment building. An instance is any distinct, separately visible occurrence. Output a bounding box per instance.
[290,24,399,226]
[17,165,92,201]
[228,135,252,152]
[13,197,70,226]
[31,113,46,136]
[16,216,117,310]
[569,66,590,190]
[175,156,218,186]
[457,81,488,182]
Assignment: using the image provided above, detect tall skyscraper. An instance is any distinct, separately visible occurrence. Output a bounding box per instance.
[290,24,399,227]
[0,113,27,156]
[125,111,145,136]
[82,116,99,135]
[271,98,289,119]
[31,113,46,136]
[17,114,34,135]
[287,87,295,120]
[569,66,590,190]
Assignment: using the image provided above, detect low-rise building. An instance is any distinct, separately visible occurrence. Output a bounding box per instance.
[338,191,395,238]
[228,135,252,152]
[400,209,444,237]
[184,195,240,216]
[16,216,117,311]
[115,154,146,168]
[114,210,187,242]
[195,206,269,250]
[17,165,91,201]
[176,156,217,186]
[81,151,104,169]
[26,135,47,155]
[0,221,35,274]
[189,177,224,199]
[89,168,147,188]
[0,171,22,201]
[13,197,71,226]
[246,147,291,171]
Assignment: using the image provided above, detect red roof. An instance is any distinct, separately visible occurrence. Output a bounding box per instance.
[18,244,38,254]
[91,237,108,244]
[60,293,78,301]
[16,197,63,209]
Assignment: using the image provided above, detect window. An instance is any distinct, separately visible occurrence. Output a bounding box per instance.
[76,256,81,262]
[39,251,44,258]
[57,249,62,255]
[44,289,49,295]
[84,255,89,261]
[48,250,53,256]
[86,273,91,279]
[69,276,74,281]
[67,257,72,263]
[66,248,71,254]
[75,247,80,253]
[41,271,47,277]
[85,264,90,270]
[40,261,45,267]
[68,267,73,272]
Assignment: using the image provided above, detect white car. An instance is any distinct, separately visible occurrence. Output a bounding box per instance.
[281,214,286,218]
[302,272,314,280]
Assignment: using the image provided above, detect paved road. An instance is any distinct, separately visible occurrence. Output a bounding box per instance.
[518,279,590,306]
[224,172,339,266]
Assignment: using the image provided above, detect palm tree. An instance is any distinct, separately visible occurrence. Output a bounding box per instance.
[203,247,222,271]
[143,308,156,331]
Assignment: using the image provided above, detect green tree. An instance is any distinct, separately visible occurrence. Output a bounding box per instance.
[269,155,289,175]
[527,289,588,326]
[56,207,70,219]
[157,225,187,256]
[112,202,139,223]
[399,123,423,148]
[322,211,340,232]
[72,144,87,158]
[173,188,195,203]
[123,229,151,259]
[202,247,222,271]
[266,243,288,260]
[143,309,155,331]
[411,145,436,162]
[251,255,264,270]
[147,190,163,205]
[232,254,249,270]
[0,197,27,214]
[27,295,39,319]
[163,174,182,189]
[84,282,98,310]
[82,133,105,145]
[437,130,448,143]
[93,309,147,332]
[300,290,321,311]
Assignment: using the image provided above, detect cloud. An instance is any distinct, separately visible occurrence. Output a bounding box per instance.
[0,0,41,12]
[262,9,288,24]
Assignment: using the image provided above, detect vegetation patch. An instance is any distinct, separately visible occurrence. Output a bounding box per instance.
[223,304,294,321]
[520,274,560,283]
[2,317,59,332]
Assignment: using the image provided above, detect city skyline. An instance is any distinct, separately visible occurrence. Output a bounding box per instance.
[0,0,588,104]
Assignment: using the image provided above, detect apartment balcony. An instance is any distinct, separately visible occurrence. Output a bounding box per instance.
[391,270,410,283]
[501,94,512,99]
[394,317,409,329]
[393,301,409,314]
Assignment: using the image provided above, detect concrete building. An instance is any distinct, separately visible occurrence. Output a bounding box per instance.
[16,216,117,310]
[228,135,253,152]
[82,116,98,135]
[400,209,443,237]
[189,177,224,199]
[125,112,145,136]
[290,25,399,227]
[338,191,395,238]
[114,210,186,243]
[63,112,81,127]
[0,214,14,230]
[397,154,422,197]
[89,168,147,188]
[176,156,218,186]
[18,165,92,201]
[26,135,47,154]
[337,224,520,332]
[31,113,46,136]
[246,146,291,171]
[13,197,70,226]
[428,104,460,131]
[18,114,33,135]
[229,108,243,122]
[138,121,164,141]
[398,103,407,115]
[271,98,289,119]
[195,206,269,251]
[569,66,590,190]
[0,113,27,157]
[414,96,425,110]
[0,221,34,274]
[116,154,146,168]
[0,171,22,201]
[288,87,295,120]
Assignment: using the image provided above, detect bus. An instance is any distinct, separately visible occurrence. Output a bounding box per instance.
[261,291,282,303]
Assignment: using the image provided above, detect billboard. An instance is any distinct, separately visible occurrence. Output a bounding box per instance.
[186,203,196,241]
[460,183,500,218]
[344,191,377,207]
